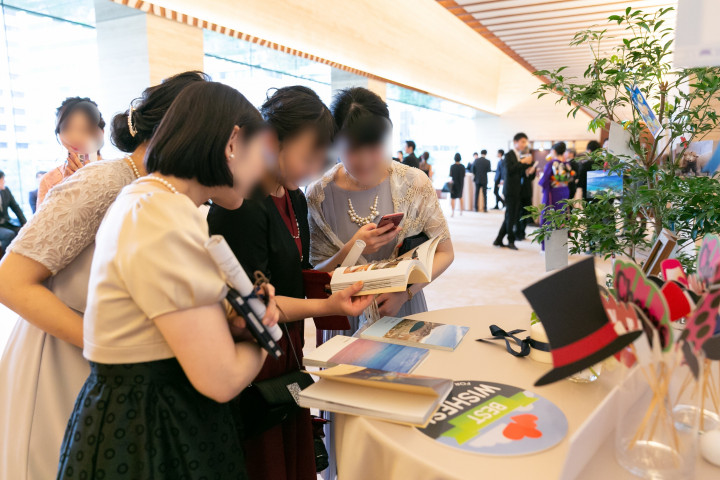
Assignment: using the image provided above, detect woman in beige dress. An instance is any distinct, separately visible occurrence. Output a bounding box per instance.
[0,71,208,480]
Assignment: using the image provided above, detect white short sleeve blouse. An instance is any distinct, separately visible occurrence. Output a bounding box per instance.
[83,181,228,364]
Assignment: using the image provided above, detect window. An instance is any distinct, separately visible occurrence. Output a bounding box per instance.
[204,30,332,107]
[0,2,99,213]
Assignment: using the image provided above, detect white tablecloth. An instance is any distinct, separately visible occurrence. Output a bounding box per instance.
[333,305,718,479]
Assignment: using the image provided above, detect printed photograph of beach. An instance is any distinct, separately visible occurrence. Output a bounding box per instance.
[328,338,428,374]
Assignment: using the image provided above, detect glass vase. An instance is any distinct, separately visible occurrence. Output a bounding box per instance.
[615,353,701,480]
[567,363,602,383]
[674,358,720,434]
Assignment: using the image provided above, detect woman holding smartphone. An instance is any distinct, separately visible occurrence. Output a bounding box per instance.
[307,87,454,331]
[36,97,106,207]
[57,81,276,479]
[0,71,208,480]
[208,86,373,480]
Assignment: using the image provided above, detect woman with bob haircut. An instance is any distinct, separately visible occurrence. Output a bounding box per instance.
[0,71,208,480]
[56,81,277,480]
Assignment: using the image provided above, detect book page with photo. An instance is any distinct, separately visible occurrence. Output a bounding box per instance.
[330,236,443,295]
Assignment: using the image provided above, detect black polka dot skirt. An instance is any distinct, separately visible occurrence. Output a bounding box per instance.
[57,358,247,480]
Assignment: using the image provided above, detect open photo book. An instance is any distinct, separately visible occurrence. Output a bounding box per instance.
[330,235,443,295]
[298,364,453,427]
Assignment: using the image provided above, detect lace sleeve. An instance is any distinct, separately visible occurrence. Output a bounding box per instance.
[8,159,135,275]
[414,172,451,242]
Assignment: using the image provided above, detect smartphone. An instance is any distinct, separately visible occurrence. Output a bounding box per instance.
[377,212,404,229]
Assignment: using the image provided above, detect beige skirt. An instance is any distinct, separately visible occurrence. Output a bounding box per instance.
[0,318,88,480]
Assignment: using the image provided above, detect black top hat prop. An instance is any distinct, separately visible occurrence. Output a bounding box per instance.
[522,257,643,386]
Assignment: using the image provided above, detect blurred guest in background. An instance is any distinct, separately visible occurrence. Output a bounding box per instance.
[419,151,433,178]
[0,170,26,251]
[36,97,105,208]
[28,171,46,214]
[493,149,506,209]
[565,148,578,199]
[402,140,420,168]
[515,160,537,241]
[449,152,466,217]
[577,140,602,201]
[468,152,478,172]
[472,149,491,212]
[494,134,533,250]
[395,150,403,162]
[539,142,574,250]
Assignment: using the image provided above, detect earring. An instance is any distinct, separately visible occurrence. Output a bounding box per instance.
[229,154,235,159]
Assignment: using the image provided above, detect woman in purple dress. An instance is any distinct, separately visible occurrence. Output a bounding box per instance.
[539,142,575,249]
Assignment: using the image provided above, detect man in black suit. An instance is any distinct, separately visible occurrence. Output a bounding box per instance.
[515,161,537,240]
[472,150,492,212]
[493,149,506,209]
[493,133,533,250]
[0,170,27,250]
[28,170,46,214]
[402,140,420,169]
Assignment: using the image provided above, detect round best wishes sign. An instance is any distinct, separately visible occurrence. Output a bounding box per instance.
[417,381,567,456]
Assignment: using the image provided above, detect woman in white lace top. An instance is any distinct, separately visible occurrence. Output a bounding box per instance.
[306,87,454,332]
[0,71,208,480]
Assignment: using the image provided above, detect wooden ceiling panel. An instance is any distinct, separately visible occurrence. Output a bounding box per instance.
[437,0,678,83]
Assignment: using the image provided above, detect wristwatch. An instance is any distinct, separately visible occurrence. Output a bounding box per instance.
[406,287,414,302]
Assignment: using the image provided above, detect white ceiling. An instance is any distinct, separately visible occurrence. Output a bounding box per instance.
[441,0,678,80]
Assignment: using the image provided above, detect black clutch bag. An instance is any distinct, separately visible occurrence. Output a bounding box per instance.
[234,369,314,440]
[398,232,430,256]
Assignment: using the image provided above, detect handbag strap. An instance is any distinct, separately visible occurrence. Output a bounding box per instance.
[250,270,303,370]
[276,303,302,370]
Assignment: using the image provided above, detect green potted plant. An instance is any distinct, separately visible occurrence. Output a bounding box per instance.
[528,6,720,271]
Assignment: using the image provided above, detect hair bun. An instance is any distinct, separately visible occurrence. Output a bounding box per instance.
[111,110,141,153]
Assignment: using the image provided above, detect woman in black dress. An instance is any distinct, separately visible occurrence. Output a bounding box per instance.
[449,152,466,217]
[207,86,373,480]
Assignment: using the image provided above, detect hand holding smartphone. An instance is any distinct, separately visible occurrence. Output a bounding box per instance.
[377,212,404,229]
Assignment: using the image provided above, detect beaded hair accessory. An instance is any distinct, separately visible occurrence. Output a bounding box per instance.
[127,107,138,138]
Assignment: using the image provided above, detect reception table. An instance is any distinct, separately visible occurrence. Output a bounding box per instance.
[333,305,717,480]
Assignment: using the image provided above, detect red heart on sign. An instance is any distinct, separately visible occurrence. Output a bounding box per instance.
[502,414,542,440]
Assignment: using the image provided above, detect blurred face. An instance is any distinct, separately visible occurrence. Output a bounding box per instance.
[565,151,575,160]
[341,141,389,187]
[58,110,103,156]
[212,127,271,210]
[404,144,412,154]
[514,138,528,152]
[276,129,328,191]
[0,177,5,190]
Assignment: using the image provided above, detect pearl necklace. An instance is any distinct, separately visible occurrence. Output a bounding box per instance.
[144,175,179,194]
[124,155,141,179]
[347,195,379,226]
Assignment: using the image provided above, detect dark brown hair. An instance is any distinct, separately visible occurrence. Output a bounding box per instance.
[145,82,265,187]
[261,85,335,148]
[331,87,391,148]
[111,71,210,153]
[55,97,105,135]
